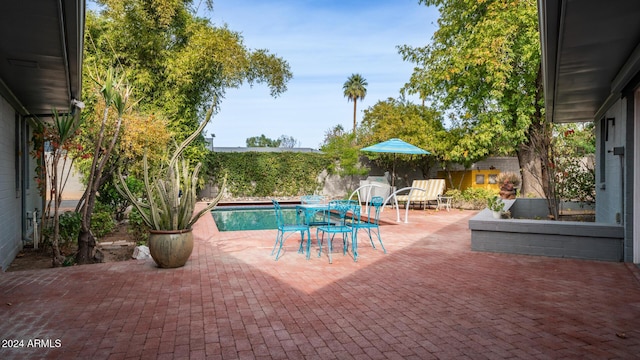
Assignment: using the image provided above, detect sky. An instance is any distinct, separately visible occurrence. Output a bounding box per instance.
[200,0,440,149]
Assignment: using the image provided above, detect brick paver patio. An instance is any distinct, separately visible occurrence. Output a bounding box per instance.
[1,206,639,359]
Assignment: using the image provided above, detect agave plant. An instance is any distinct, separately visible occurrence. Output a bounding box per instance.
[116,103,225,231]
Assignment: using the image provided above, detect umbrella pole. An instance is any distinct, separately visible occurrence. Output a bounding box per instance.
[392,154,396,188]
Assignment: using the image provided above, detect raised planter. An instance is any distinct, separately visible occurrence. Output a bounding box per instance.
[469,199,624,261]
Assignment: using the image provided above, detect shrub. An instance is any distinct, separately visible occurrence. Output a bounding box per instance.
[445,188,496,210]
[128,207,149,244]
[59,211,81,245]
[90,202,116,239]
[98,176,144,221]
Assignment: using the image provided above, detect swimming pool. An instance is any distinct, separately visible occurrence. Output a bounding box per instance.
[211,206,297,231]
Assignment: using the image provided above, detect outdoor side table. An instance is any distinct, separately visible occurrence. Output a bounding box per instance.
[436,195,452,212]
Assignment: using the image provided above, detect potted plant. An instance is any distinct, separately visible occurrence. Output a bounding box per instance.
[497,171,521,199]
[487,195,505,219]
[116,103,225,268]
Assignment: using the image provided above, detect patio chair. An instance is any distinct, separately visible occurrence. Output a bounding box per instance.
[316,200,359,263]
[348,196,386,261]
[271,200,311,261]
[396,179,446,210]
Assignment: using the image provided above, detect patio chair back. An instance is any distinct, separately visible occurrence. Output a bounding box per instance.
[271,200,310,260]
[396,179,446,209]
[316,200,359,263]
[349,196,386,261]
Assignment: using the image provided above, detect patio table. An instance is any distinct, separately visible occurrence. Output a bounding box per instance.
[296,203,330,225]
[299,201,362,262]
[296,204,330,258]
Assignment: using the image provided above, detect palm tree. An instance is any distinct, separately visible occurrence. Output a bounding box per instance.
[343,73,368,134]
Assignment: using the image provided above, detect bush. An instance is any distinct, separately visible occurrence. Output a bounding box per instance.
[128,207,149,244]
[205,152,331,197]
[90,202,116,239]
[446,188,496,210]
[98,177,144,221]
[59,211,81,244]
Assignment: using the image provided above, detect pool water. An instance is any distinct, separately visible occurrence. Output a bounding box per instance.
[211,206,297,231]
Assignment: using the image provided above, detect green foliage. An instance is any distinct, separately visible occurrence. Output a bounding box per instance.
[486,196,505,213]
[555,123,596,155]
[359,98,444,177]
[58,212,81,244]
[399,0,542,166]
[552,123,596,203]
[128,208,150,244]
[245,134,300,148]
[246,134,281,147]
[278,135,300,148]
[445,188,495,209]
[98,176,144,221]
[82,2,293,199]
[554,157,595,203]
[85,2,292,147]
[320,126,368,178]
[206,151,331,197]
[116,103,226,230]
[90,202,117,239]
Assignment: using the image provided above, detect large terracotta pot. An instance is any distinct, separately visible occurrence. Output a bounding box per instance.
[148,229,194,268]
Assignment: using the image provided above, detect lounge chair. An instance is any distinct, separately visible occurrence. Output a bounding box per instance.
[395,179,446,210]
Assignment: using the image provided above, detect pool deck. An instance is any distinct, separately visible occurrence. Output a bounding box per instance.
[1,204,640,359]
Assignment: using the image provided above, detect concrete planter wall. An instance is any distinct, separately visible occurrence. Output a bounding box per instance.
[469,199,624,261]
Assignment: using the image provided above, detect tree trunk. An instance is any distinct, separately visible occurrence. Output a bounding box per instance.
[353,100,357,134]
[50,154,65,267]
[76,186,98,264]
[516,63,558,218]
[517,144,544,197]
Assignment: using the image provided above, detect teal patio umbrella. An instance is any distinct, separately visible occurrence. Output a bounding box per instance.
[361,138,430,187]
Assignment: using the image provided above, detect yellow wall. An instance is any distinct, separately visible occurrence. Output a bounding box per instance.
[437,170,501,192]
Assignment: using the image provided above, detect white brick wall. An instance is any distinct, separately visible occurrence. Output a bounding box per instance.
[0,95,23,271]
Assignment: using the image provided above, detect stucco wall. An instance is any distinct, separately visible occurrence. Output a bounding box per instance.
[0,96,22,270]
[596,99,626,225]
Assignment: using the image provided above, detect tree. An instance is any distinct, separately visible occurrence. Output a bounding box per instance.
[73,1,293,263]
[246,134,281,147]
[398,0,546,197]
[359,98,444,181]
[85,1,292,149]
[320,125,368,179]
[278,135,300,148]
[343,73,368,134]
[31,110,83,266]
[76,68,133,264]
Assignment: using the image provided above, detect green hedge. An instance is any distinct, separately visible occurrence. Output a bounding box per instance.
[204,151,332,197]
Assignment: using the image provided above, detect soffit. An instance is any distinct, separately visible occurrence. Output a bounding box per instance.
[0,0,84,117]
[539,0,640,123]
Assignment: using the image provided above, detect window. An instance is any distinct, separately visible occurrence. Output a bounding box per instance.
[488,174,497,184]
[475,174,485,184]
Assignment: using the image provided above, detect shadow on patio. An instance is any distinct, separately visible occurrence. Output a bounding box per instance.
[1,207,639,359]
